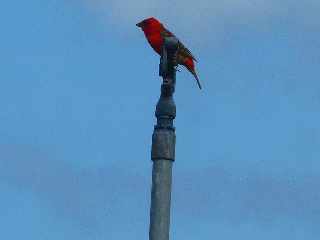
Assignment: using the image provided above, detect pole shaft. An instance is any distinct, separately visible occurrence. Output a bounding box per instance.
[149,36,178,240]
[149,160,173,240]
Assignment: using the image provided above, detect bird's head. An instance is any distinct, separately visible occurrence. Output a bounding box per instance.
[136,17,162,31]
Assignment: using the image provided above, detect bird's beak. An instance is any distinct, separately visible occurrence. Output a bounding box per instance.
[136,22,143,28]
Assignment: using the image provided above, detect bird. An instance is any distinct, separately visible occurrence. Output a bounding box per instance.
[136,17,202,89]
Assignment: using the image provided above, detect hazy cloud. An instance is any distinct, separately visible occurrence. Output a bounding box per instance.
[1,144,319,234]
[173,165,320,225]
[0,144,150,236]
[84,0,320,45]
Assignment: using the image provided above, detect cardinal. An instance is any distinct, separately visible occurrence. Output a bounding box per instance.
[136,17,202,89]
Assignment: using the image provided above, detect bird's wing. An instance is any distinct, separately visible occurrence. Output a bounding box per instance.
[160,27,197,62]
[177,41,197,62]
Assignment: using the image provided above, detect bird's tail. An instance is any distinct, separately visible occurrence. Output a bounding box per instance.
[192,70,202,90]
[184,58,202,90]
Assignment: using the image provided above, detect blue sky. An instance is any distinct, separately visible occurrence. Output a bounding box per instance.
[0,0,319,239]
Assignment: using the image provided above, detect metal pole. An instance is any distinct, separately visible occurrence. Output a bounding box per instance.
[149,37,178,240]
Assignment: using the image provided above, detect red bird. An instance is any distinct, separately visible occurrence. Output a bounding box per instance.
[136,17,202,89]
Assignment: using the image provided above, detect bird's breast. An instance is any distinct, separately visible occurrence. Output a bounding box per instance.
[145,33,163,55]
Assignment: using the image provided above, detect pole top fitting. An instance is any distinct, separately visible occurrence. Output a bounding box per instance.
[159,36,179,81]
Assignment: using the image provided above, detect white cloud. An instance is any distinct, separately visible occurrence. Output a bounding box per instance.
[87,0,271,23]
[84,0,320,46]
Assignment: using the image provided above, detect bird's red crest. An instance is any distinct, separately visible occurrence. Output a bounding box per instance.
[136,17,162,30]
[143,17,160,24]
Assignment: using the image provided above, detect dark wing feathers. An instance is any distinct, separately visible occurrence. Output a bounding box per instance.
[160,26,201,89]
[178,41,197,62]
[161,27,197,62]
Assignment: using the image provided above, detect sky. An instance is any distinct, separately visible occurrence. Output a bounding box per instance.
[0,0,319,239]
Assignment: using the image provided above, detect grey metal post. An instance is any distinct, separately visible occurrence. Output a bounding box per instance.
[149,37,178,240]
